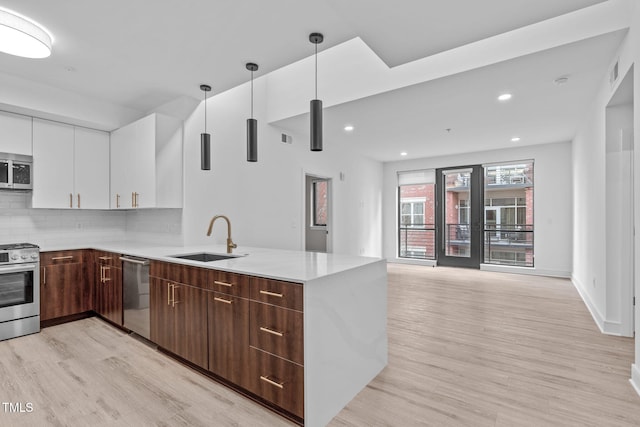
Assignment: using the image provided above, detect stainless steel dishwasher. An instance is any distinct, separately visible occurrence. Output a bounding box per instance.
[120,256,150,339]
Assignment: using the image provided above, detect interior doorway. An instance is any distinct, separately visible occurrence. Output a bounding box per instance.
[305,174,331,253]
[605,65,634,337]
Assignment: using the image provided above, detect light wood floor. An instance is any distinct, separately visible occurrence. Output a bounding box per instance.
[1,264,639,426]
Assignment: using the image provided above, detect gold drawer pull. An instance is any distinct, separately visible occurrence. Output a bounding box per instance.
[260,327,283,337]
[52,256,73,261]
[214,280,233,287]
[260,290,283,298]
[260,376,284,389]
[214,297,232,304]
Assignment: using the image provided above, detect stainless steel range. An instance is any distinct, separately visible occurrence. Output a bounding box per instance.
[0,243,40,341]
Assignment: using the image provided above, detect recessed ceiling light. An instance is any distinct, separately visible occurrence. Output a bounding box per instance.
[511,137,521,142]
[400,152,408,156]
[0,7,53,58]
[344,125,354,132]
[498,93,512,101]
[554,76,569,85]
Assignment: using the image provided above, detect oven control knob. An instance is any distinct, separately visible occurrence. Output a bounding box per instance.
[31,253,38,259]
[21,255,28,260]
[11,254,19,260]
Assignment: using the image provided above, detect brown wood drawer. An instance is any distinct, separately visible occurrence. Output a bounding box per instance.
[150,261,208,289]
[94,251,120,267]
[250,301,303,365]
[207,270,250,298]
[41,250,84,265]
[250,278,303,311]
[248,347,304,419]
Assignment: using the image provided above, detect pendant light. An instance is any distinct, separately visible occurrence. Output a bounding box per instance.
[200,84,211,170]
[246,62,258,162]
[309,32,324,152]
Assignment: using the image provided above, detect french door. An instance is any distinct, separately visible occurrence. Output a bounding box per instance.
[436,165,483,268]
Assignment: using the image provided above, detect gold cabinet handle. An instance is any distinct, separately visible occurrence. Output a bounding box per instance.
[167,283,172,306]
[52,256,73,261]
[98,256,112,261]
[77,193,81,209]
[172,285,179,306]
[132,192,135,208]
[260,376,284,389]
[42,266,46,285]
[260,290,283,298]
[135,192,139,207]
[260,326,283,337]
[116,193,120,209]
[214,280,233,287]
[69,193,73,208]
[100,265,111,283]
[214,296,232,304]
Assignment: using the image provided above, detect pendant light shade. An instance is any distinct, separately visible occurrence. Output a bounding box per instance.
[246,62,258,162]
[200,84,211,170]
[310,99,323,151]
[0,7,53,58]
[309,32,324,152]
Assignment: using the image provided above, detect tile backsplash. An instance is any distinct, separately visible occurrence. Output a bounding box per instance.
[0,192,183,249]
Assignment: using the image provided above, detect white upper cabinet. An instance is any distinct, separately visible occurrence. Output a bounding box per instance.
[32,119,110,209]
[110,113,182,209]
[74,127,110,209]
[0,111,32,155]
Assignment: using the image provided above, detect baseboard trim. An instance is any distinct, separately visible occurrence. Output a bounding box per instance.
[630,364,640,397]
[480,264,570,278]
[571,275,610,334]
[391,258,437,267]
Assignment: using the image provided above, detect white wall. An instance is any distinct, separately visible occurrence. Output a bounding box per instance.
[0,191,183,249]
[383,142,573,277]
[572,1,640,393]
[0,192,126,248]
[0,71,141,131]
[182,78,383,257]
[572,17,637,337]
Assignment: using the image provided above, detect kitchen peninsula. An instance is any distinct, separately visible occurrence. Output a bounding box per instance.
[41,242,388,427]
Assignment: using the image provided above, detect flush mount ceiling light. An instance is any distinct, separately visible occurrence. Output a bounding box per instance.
[309,32,324,152]
[0,7,52,58]
[200,84,212,170]
[400,152,408,156]
[246,62,258,162]
[511,137,521,142]
[344,125,354,132]
[497,93,512,101]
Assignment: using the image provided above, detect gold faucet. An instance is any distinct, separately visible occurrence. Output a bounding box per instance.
[206,215,237,254]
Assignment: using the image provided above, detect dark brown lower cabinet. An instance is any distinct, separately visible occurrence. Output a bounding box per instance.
[248,347,304,419]
[94,253,123,325]
[40,250,91,321]
[208,291,250,388]
[150,277,208,369]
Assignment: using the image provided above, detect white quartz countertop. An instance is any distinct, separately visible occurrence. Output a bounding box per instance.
[39,241,384,283]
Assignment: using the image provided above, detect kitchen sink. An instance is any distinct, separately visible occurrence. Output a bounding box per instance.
[168,252,242,262]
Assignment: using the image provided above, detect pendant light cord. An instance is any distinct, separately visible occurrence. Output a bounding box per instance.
[204,91,207,133]
[251,69,254,119]
[315,42,318,99]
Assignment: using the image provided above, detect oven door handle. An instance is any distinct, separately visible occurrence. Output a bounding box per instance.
[0,263,38,273]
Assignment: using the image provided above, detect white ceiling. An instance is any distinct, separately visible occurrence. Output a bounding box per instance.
[0,0,630,162]
[274,31,627,161]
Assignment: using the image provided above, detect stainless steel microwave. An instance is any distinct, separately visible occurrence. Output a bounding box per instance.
[0,153,33,191]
